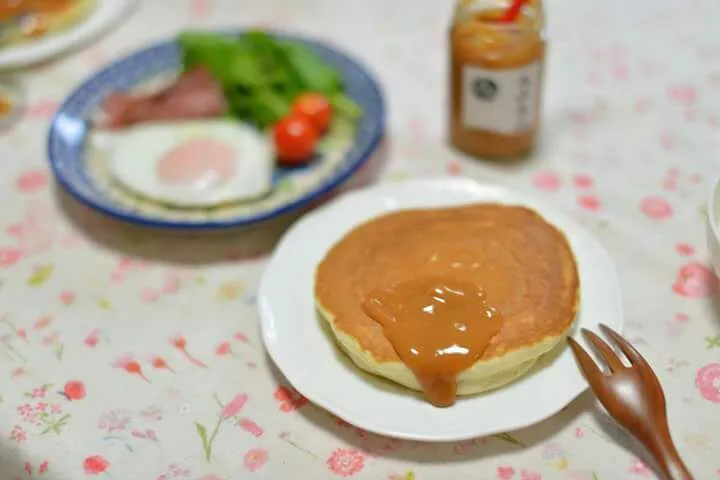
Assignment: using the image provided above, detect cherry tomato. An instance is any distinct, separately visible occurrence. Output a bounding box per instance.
[292,93,333,134]
[273,114,318,165]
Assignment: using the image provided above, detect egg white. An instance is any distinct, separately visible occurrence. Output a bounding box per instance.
[104,120,274,208]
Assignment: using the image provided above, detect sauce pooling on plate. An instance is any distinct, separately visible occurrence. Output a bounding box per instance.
[362,277,504,407]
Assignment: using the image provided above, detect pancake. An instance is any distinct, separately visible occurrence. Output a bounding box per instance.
[314,204,580,406]
[0,0,97,47]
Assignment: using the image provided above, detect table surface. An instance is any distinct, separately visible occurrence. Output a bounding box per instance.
[1,0,720,478]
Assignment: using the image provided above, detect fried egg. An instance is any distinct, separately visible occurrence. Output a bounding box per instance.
[105,120,274,207]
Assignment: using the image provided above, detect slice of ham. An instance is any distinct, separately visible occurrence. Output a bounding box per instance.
[97,67,228,129]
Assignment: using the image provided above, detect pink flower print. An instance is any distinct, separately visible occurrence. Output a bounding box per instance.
[191,0,212,17]
[35,402,48,412]
[139,405,163,421]
[51,403,62,414]
[150,355,175,373]
[326,448,365,477]
[237,418,264,437]
[171,335,207,368]
[59,290,76,305]
[675,243,695,256]
[215,341,232,356]
[31,387,48,398]
[628,458,652,475]
[114,355,151,383]
[243,447,269,473]
[274,386,308,412]
[132,429,158,441]
[573,175,593,189]
[98,409,131,433]
[659,131,675,151]
[640,196,673,219]
[532,172,561,191]
[140,288,160,303]
[17,403,33,418]
[25,100,59,120]
[161,276,180,295]
[695,363,720,403]
[521,470,541,480]
[199,476,223,480]
[497,466,516,479]
[233,331,249,342]
[14,202,58,255]
[10,425,27,443]
[84,329,100,347]
[63,380,86,401]
[110,270,125,284]
[577,195,601,211]
[0,248,22,267]
[83,455,110,475]
[575,427,585,438]
[673,262,717,298]
[41,332,59,347]
[24,461,32,476]
[541,442,564,460]
[16,169,49,192]
[39,461,48,474]
[222,393,248,418]
[668,85,697,104]
[16,328,27,342]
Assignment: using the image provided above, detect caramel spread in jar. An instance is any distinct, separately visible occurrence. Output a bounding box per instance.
[449,0,546,159]
[362,277,503,407]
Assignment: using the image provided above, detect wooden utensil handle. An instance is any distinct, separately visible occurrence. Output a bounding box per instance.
[647,433,694,480]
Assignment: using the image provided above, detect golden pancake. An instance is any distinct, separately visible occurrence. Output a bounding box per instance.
[314,204,580,406]
[0,0,97,47]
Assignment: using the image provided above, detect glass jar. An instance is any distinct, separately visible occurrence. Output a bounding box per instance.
[449,0,546,159]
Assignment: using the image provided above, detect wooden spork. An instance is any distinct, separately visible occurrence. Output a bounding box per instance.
[568,324,693,480]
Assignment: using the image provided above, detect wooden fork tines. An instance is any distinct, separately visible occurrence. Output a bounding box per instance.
[568,324,693,480]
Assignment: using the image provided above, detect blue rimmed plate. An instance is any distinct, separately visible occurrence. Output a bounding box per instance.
[47,32,385,230]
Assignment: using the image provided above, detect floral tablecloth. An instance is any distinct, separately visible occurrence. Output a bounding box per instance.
[1,0,719,478]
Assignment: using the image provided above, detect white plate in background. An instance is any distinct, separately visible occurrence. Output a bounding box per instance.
[0,0,137,69]
[259,178,624,441]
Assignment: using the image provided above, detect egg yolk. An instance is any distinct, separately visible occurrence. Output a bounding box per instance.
[156,138,237,190]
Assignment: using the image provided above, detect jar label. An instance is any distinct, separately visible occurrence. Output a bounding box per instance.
[461,61,541,135]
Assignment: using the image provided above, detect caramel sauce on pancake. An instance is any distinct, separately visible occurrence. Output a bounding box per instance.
[362,277,503,407]
[315,204,579,406]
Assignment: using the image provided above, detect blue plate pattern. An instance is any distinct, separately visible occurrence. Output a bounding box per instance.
[48,32,385,230]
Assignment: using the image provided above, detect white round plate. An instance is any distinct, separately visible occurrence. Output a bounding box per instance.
[0,0,137,69]
[259,178,624,441]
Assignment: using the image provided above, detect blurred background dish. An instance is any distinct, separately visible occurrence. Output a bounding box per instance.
[0,0,136,69]
[706,175,720,278]
[48,32,385,230]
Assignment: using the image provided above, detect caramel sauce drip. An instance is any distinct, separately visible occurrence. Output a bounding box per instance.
[362,277,504,407]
